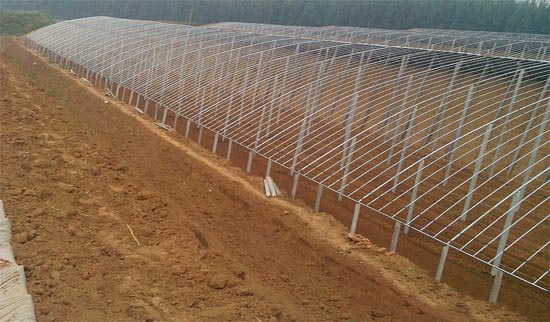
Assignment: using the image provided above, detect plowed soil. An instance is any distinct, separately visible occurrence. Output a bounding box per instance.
[0,38,537,321]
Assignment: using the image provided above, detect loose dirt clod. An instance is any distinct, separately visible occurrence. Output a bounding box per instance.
[136,190,155,200]
[208,274,228,289]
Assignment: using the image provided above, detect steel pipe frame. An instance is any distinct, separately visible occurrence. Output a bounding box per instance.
[174,43,384,149]
[314,67,548,200]
[35,29,550,290]
[408,107,548,231]
[27,24,548,214]
[251,51,488,166]
[27,17,542,294]
[336,70,548,196]
[211,22,550,61]
[181,44,550,286]
[266,53,544,172]
[391,103,548,242]
[401,113,548,235]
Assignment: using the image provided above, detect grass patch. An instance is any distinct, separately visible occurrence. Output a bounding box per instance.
[46,86,57,97]
[27,69,36,81]
[0,10,55,36]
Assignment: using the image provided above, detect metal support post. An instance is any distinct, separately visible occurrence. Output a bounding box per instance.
[212,133,219,154]
[489,270,504,303]
[349,203,361,235]
[227,139,233,160]
[462,123,493,221]
[338,137,357,202]
[392,105,419,192]
[405,159,425,234]
[314,184,323,212]
[266,159,273,177]
[390,221,401,252]
[246,150,254,173]
[443,85,474,186]
[291,173,300,199]
[435,244,450,282]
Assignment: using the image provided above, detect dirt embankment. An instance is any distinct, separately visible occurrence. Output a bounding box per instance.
[0,37,538,321]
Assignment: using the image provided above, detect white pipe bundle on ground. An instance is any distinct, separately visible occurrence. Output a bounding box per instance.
[0,200,36,321]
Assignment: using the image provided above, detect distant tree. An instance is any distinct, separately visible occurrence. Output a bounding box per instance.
[0,0,548,34]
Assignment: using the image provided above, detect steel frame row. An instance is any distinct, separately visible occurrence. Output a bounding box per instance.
[24,17,549,301]
[209,22,550,61]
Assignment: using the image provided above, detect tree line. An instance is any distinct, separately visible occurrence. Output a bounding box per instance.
[1,0,548,34]
[0,10,55,35]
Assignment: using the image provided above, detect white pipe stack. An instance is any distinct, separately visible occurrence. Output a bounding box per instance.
[0,199,36,321]
[264,176,281,197]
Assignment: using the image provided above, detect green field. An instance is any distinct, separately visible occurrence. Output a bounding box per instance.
[0,10,55,36]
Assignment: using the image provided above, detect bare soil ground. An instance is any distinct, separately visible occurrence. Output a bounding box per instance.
[0,37,541,321]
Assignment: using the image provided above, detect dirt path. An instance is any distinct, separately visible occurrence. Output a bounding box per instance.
[0,38,532,321]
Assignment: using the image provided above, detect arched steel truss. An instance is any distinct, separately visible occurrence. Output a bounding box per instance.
[209,22,550,61]
[25,17,549,300]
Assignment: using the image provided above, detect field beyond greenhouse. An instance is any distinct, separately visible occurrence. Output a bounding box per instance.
[2,36,548,321]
